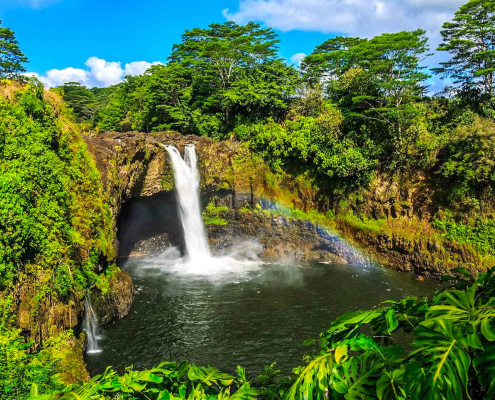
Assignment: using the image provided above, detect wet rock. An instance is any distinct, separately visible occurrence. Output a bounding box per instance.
[206,209,369,266]
[93,271,134,327]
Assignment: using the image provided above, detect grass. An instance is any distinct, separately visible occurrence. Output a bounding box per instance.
[203,200,229,226]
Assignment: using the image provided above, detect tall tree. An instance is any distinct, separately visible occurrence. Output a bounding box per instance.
[0,20,28,79]
[301,37,366,85]
[353,30,431,109]
[303,30,431,168]
[169,21,294,129]
[435,0,495,97]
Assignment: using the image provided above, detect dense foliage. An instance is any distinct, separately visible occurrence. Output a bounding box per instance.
[0,81,113,299]
[0,81,115,397]
[4,0,495,397]
[60,22,299,139]
[29,267,495,400]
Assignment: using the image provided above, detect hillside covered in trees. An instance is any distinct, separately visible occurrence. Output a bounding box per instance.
[1,0,495,398]
[55,3,495,267]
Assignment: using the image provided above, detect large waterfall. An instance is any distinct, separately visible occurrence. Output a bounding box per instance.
[156,144,261,276]
[165,145,211,262]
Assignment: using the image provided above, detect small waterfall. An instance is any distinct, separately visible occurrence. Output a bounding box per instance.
[165,145,211,262]
[83,295,101,354]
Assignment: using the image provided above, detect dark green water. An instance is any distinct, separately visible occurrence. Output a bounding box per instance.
[86,259,440,376]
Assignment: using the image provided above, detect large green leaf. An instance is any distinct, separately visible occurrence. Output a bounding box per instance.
[320,309,385,348]
[378,297,429,334]
[283,352,334,400]
[187,366,235,387]
[428,284,495,345]
[376,369,406,400]
[405,319,471,400]
[331,351,384,400]
[473,343,495,399]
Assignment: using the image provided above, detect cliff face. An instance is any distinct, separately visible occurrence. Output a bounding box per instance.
[85,131,484,278]
[87,132,368,266]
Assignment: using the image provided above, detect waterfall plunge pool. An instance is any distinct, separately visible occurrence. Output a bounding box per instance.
[85,146,440,376]
[86,258,439,376]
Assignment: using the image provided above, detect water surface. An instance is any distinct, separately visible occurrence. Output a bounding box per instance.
[86,259,439,376]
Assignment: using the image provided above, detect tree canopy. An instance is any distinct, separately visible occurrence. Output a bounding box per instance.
[0,19,28,79]
[435,0,495,97]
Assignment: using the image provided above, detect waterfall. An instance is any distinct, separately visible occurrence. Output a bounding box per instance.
[83,295,101,354]
[153,143,261,277]
[165,145,211,262]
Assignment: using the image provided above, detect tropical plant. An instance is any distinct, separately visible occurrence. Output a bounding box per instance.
[283,267,495,400]
[29,362,258,400]
[0,20,28,79]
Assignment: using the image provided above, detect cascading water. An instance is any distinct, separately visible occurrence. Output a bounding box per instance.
[83,295,101,354]
[165,145,211,262]
[153,144,262,276]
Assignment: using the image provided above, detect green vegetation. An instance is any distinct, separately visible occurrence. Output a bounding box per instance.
[0,328,62,398]
[337,213,386,235]
[434,214,495,255]
[435,0,495,97]
[202,199,229,226]
[29,268,495,400]
[0,20,28,79]
[287,267,495,400]
[0,81,114,303]
[0,81,115,396]
[4,0,495,397]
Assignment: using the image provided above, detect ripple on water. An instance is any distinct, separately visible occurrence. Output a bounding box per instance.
[86,259,440,376]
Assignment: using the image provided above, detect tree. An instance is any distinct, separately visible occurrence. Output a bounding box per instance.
[125,63,193,133]
[303,30,431,168]
[169,21,296,130]
[59,82,99,122]
[435,0,495,97]
[301,37,366,85]
[0,20,28,79]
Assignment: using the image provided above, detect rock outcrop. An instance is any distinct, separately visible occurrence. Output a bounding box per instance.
[337,222,481,278]
[93,271,134,327]
[86,131,484,281]
[207,209,370,265]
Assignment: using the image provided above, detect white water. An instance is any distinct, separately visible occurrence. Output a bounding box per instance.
[83,295,102,354]
[147,144,262,278]
[165,145,211,261]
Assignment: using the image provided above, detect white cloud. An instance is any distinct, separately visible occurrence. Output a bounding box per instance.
[0,0,61,9]
[290,52,306,67]
[223,0,465,41]
[124,61,163,77]
[26,57,163,88]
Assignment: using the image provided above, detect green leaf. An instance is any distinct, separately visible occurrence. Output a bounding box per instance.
[187,366,235,387]
[283,352,334,400]
[405,319,471,400]
[473,343,495,399]
[331,352,384,400]
[376,369,405,400]
[385,309,399,334]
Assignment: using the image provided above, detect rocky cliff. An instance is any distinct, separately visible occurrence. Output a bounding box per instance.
[85,131,487,279]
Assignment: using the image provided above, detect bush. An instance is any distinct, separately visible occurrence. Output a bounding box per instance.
[0,328,62,399]
[0,82,113,299]
[247,111,375,192]
[434,214,495,256]
[436,116,495,208]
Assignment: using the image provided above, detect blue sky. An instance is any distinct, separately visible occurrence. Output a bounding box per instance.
[1,0,465,89]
